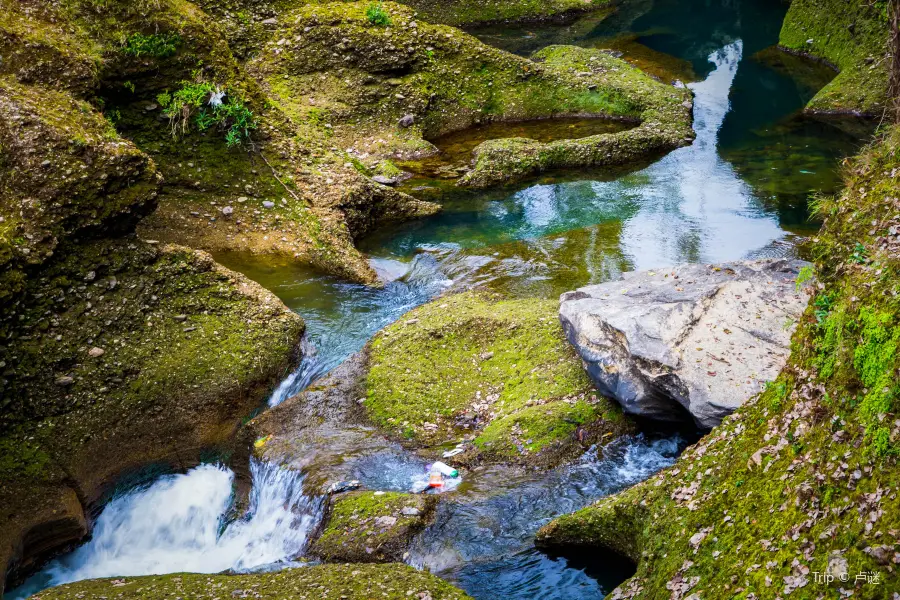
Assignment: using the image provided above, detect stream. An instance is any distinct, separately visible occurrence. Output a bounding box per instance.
[6,0,875,599]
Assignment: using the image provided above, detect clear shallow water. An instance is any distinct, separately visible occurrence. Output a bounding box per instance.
[8,1,877,599]
[410,435,682,599]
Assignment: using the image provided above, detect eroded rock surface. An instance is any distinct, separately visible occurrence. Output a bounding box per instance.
[559,259,811,428]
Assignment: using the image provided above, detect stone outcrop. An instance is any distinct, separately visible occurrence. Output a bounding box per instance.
[364,291,635,465]
[311,491,437,563]
[559,259,812,428]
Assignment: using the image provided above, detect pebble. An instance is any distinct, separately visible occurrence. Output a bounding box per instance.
[222,206,234,217]
[55,376,74,387]
[400,507,421,516]
[262,201,275,208]
[88,347,105,358]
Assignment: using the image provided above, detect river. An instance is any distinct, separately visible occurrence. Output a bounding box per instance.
[6,0,873,598]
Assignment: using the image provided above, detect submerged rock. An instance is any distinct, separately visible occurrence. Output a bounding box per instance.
[30,564,471,599]
[310,491,437,563]
[559,259,812,428]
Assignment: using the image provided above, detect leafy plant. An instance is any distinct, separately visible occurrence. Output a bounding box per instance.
[123,80,136,93]
[813,292,834,325]
[365,2,391,26]
[157,81,257,147]
[122,32,181,59]
[850,242,868,264]
[795,265,814,290]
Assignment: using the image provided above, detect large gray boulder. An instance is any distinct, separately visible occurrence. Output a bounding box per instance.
[559,259,811,428]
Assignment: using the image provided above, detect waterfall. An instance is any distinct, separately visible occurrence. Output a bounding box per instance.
[8,461,323,600]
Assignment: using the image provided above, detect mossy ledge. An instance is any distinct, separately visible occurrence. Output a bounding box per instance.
[0,240,304,590]
[27,564,472,600]
[457,45,694,188]
[536,126,900,598]
[364,291,635,465]
[250,2,689,190]
[778,0,890,116]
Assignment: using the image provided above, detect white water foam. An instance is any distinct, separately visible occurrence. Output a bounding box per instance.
[8,461,323,599]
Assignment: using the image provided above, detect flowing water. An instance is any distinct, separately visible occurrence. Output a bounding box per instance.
[7,0,878,598]
[9,461,324,600]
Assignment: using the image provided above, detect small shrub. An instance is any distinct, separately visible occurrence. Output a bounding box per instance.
[122,32,181,59]
[365,2,391,27]
[157,81,257,147]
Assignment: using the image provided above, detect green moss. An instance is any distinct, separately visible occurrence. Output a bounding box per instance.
[401,0,613,27]
[365,291,632,463]
[252,2,689,189]
[458,45,693,187]
[779,0,889,115]
[312,491,436,562]
[537,126,900,598]
[33,564,471,600]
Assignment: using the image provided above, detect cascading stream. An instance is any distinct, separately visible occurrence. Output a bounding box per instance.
[8,461,323,600]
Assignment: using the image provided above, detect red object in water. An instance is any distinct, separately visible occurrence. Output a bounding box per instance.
[428,473,444,488]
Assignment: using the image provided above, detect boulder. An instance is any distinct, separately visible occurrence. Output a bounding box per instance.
[310,491,437,563]
[0,240,304,590]
[365,291,635,465]
[559,259,811,428]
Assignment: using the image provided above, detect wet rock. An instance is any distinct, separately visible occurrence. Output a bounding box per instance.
[372,175,396,185]
[559,259,812,428]
[398,114,415,128]
[310,491,437,563]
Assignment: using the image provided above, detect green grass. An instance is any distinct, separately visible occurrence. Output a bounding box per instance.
[121,32,181,58]
[365,2,391,26]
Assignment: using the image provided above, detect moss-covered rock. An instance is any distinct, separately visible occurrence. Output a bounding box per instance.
[779,0,890,115]
[364,291,634,465]
[536,126,900,598]
[311,491,437,563]
[0,0,100,95]
[250,1,688,189]
[0,240,303,590]
[0,76,161,302]
[402,0,613,28]
[458,45,694,188]
[29,564,472,600]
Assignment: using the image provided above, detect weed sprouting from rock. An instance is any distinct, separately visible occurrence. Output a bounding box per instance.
[157,81,257,147]
[365,2,391,27]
